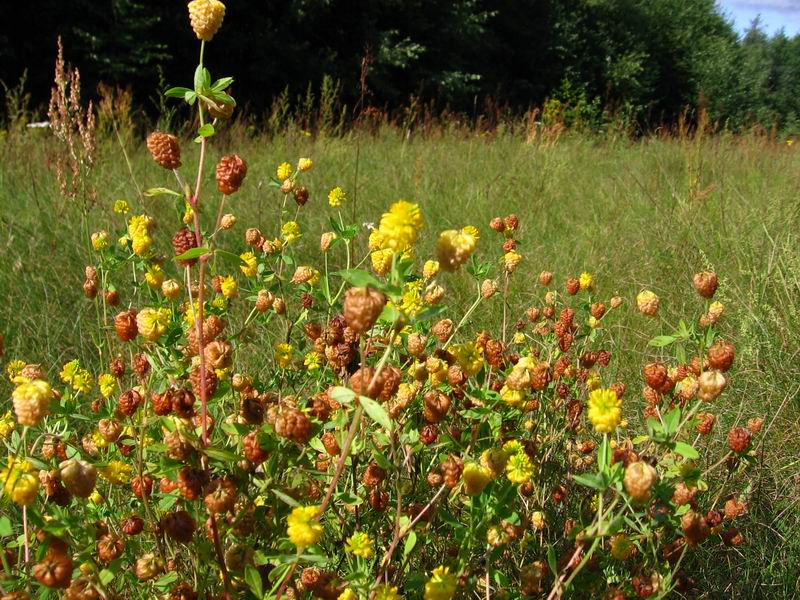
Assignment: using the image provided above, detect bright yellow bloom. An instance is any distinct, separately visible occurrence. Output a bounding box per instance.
[345,531,374,558]
[506,451,534,484]
[297,157,313,172]
[211,296,228,310]
[587,388,622,433]
[183,300,201,326]
[286,505,323,548]
[240,252,258,277]
[99,374,116,398]
[304,352,321,371]
[92,429,110,449]
[145,264,164,289]
[374,585,402,600]
[368,229,384,251]
[0,412,15,440]
[500,385,525,408]
[6,360,26,382]
[579,272,593,290]
[513,331,526,344]
[503,250,522,273]
[282,221,301,244]
[91,231,109,250]
[89,490,103,504]
[397,280,423,317]
[328,186,346,207]
[277,162,293,182]
[462,463,492,495]
[424,566,458,600]
[274,343,293,369]
[338,589,357,600]
[136,307,172,342]
[113,199,129,214]
[437,227,478,272]
[588,316,599,329]
[99,460,133,485]
[371,249,394,276]
[220,275,238,299]
[183,202,194,224]
[377,200,423,252]
[450,342,483,377]
[423,260,440,280]
[60,359,80,384]
[1,458,38,506]
[132,234,152,256]
[71,370,93,394]
[128,214,154,239]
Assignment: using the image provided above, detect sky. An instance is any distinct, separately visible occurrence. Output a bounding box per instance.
[719,0,800,35]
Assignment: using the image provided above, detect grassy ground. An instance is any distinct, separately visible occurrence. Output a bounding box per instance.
[1,127,799,597]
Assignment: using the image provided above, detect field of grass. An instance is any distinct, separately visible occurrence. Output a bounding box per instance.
[1,126,799,597]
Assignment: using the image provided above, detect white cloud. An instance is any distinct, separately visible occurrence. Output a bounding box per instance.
[729,0,800,12]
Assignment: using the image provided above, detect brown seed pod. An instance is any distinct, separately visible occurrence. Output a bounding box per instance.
[97,418,122,443]
[692,271,718,298]
[151,391,173,416]
[727,426,751,453]
[442,455,464,489]
[190,366,218,398]
[243,430,267,465]
[134,553,165,581]
[131,474,154,499]
[173,227,199,266]
[623,461,657,503]
[204,477,237,515]
[707,340,735,372]
[368,488,389,512]
[269,404,313,444]
[423,391,451,423]
[147,132,182,169]
[97,533,125,563]
[114,310,138,342]
[33,552,73,588]
[121,515,145,536]
[681,510,710,546]
[362,462,387,488]
[431,319,454,343]
[216,154,248,195]
[164,430,193,461]
[170,388,197,418]
[59,459,97,498]
[162,510,196,543]
[118,389,143,417]
[178,467,207,500]
[294,186,309,206]
[565,278,580,295]
[343,287,386,334]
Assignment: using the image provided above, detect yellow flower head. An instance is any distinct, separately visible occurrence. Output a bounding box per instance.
[328,186,346,208]
[500,385,525,408]
[282,221,301,244]
[338,590,357,600]
[437,227,478,272]
[128,214,155,239]
[0,411,15,440]
[136,307,172,342]
[374,585,402,600]
[587,388,622,433]
[424,566,458,600]
[297,158,313,172]
[303,352,321,371]
[423,260,440,280]
[1,458,38,506]
[99,460,133,485]
[274,343,293,369]
[132,234,153,256]
[371,249,394,276]
[286,505,323,548]
[462,462,492,495]
[6,360,26,383]
[579,272,593,290]
[345,531,374,558]
[377,200,423,252]
[636,290,660,317]
[220,275,238,299]
[277,162,293,182]
[506,450,534,484]
[71,369,93,394]
[99,374,116,398]
[91,231,109,251]
[503,250,522,274]
[113,199,129,214]
[183,202,194,225]
[60,360,81,384]
[145,264,165,289]
[450,342,483,377]
[512,331,526,344]
[240,252,258,277]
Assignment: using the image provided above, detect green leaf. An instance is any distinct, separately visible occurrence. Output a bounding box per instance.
[154,572,179,589]
[648,335,676,347]
[194,65,205,91]
[572,473,606,491]
[335,269,385,290]
[245,565,263,598]
[674,441,700,460]
[663,408,681,434]
[329,386,355,405]
[212,77,234,92]
[99,568,115,586]
[0,516,12,537]
[197,123,215,138]
[546,545,557,576]
[359,395,393,431]
[144,187,182,198]
[216,249,247,266]
[204,446,239,463]
[174,247,210,262]
[404,530,417,557]
[165,86,192,98]
[272,488,300,508]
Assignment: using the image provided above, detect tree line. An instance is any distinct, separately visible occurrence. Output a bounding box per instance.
[2,0,799,132]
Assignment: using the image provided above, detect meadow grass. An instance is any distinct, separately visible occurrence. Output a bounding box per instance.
[0,127,799,596]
